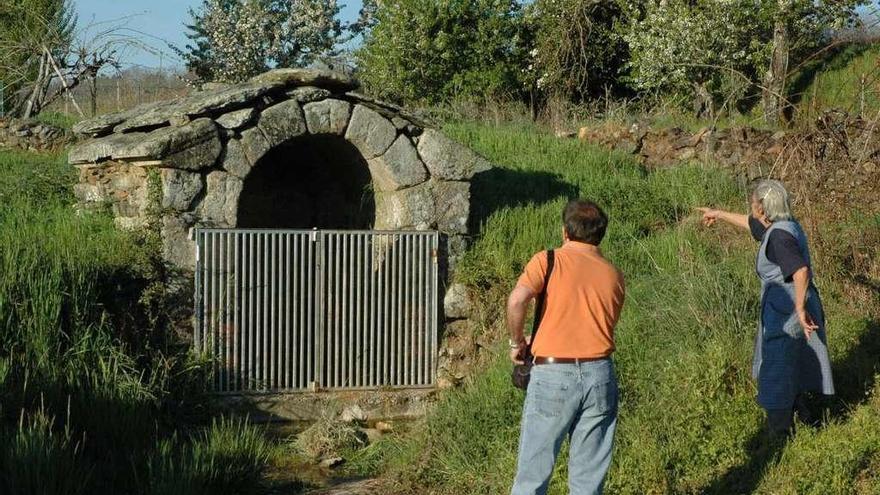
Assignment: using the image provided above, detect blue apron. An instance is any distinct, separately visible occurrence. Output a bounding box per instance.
[751,220,835,410]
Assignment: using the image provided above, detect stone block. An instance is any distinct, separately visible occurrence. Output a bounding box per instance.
[417,129,492,180]
[200,171,243,227]
[287,86,332,103]
[345,104,396,159]
[240,126,272,165]
[258,99,307,147]
[374,182,435,230]
[303,98,351,135]
[444,283,472,319]
[160,168,204,211]
[68,132,150,164]
[431,180,470,234]
[367,135,428,191]
[162,215,196,269]
[216,108,257,129]
[249,68,358,92]
[221,138,253,179]
[83,118,221,171]
[182,81,284,117]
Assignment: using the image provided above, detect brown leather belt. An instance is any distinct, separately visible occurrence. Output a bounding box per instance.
[533,356,607,365]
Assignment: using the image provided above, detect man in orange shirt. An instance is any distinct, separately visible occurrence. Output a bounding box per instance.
[507,199,625,495]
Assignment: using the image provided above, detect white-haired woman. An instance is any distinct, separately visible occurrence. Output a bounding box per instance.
[697,179,834,435]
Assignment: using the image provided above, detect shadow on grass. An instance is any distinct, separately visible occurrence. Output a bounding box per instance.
[828,319,880,415]
[704,318,880,494]
[703,425,788,495]
[785,43,873,115]
[467,167,578,234]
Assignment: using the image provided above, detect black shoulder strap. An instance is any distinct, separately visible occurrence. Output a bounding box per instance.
[528,249,555,353]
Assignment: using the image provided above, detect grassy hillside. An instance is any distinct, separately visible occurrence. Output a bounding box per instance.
[795,44,880,118]
[0,149,277,494]
[351,122,880,494]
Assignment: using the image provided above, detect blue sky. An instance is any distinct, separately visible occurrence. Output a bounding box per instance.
[73,0,364,70]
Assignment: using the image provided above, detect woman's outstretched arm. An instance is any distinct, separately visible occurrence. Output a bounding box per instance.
[695,207,750,231]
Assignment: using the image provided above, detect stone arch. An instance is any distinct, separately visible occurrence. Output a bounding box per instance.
[68,69,490,270]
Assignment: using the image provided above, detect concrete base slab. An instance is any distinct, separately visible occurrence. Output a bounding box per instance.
[211,388,437,422]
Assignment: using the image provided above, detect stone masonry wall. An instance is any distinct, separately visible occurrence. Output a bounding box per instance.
[68,69,491,272]
[0,117,72,152]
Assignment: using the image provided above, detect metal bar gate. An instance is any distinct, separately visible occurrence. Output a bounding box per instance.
[194,229,440,393]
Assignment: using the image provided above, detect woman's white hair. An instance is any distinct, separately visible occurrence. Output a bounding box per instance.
[752,179,792,221]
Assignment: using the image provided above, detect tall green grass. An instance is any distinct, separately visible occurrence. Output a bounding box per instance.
[0,149,276,493]
[357,122,880,494]
[796,44,880,118]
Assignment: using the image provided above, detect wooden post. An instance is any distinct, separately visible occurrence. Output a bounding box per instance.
[43,45,85,118]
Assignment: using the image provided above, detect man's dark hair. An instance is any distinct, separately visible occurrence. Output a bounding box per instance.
[563,199,608,245]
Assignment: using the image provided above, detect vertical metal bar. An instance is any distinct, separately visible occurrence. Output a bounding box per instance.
[223,231,230,392]
[367,234,379,387]
[306,233,312,388]
[296,234,304,389]
[413,234,425,385]
[384,234,392,385]
[284,233,291,390]
[277,233,283,389]
[404,234,412,386]
[431,233,439,382]
[256,233,263,389]
[335,233,342,388]
[315,230,323,389]
[410,234,417,386]
[250,232,257,390]
[420,234,427,385]
[277,233,283,390]
[339,233,346,388]
[349,233,356,388]
[270,233,277,390]
[283,233,290,390]
[240,232,246,391]
[324,233,332,388]
[346,234,354,388]
[234,232,241,391]
[212,231,219,390]
[245,232,252,390]
[402,234,408,386]
[193,231,202,357]
[390,234,399,386]
[358,234,366,387]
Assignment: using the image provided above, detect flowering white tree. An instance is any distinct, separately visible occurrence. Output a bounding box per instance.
[180,0,343,84]
[622,0,864,119]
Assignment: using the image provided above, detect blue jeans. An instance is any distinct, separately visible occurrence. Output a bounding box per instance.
[511,359,618,495]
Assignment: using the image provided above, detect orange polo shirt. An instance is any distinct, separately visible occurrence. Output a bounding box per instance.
[516,241,625,359]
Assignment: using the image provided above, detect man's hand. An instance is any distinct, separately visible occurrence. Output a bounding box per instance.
[509,335,531,365]
[696,207,721,227]
[510,343,527,365]
[797,308,819,340]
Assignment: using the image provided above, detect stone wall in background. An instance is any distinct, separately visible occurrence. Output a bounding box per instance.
[575,111,880,193]
[0,118,72,152]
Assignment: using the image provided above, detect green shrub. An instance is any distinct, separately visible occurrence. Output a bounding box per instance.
[357,0,530,104]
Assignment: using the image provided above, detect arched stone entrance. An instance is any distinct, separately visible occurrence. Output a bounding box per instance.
[68,69,490,271]
[236,135,375,229]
